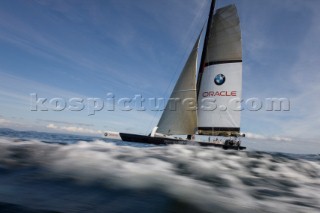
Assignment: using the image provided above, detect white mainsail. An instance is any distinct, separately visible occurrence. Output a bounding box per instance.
[157,37,200,135]
[197,4,242,136]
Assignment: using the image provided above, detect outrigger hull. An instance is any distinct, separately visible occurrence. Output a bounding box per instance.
[106,132,246,150]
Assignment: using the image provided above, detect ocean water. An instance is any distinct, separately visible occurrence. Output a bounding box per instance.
[0,128,319,213]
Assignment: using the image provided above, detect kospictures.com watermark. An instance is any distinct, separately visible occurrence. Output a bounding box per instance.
[30,93,290,116]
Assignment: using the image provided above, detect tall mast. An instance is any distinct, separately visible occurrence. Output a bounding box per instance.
[196,0,216,98]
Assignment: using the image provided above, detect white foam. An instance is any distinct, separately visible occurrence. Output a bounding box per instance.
[0,138,319,212]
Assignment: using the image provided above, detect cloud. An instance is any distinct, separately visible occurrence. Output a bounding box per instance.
[47,123,58,129]
[0,118,12,125]
[46,123,102,135]
[0,116,34,131]
[245,132,292,142]
[38,119,94,127]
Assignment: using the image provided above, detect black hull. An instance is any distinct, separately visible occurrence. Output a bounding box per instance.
[119,133,246,150]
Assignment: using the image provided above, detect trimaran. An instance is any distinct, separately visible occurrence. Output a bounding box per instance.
[105,0,246,150]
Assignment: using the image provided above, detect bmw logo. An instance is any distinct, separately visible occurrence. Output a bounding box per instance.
[214,74,226,86]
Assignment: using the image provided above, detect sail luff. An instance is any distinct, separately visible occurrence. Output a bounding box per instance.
[196,0,216,99]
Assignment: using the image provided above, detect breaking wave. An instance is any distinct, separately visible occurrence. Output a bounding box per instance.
[0,137,319,213]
